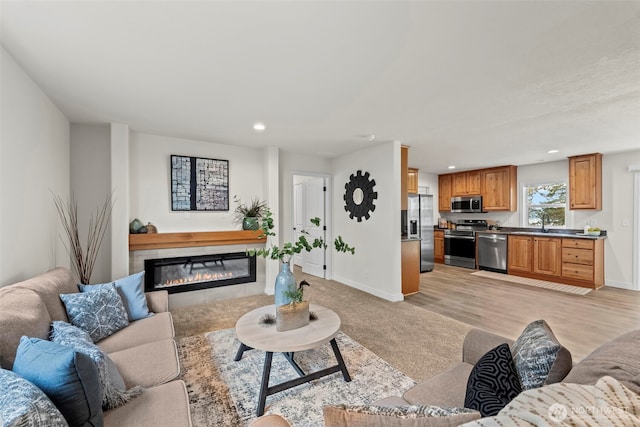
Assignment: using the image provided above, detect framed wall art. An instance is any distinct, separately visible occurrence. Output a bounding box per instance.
[171,155,229,211]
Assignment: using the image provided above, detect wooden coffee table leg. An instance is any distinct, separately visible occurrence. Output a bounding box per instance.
[330,338,351,382]
[256,351,274,417]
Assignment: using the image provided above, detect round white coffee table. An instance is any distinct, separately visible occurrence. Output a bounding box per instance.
[234,304,351,416]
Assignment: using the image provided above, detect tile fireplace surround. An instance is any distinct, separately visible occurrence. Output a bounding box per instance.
[129,231,266,308]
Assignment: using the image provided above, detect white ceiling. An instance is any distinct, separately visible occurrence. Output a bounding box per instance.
[2,1,639,174]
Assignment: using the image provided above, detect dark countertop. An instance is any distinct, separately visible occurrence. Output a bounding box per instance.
[476,228,607,240]
[401,237,422,242]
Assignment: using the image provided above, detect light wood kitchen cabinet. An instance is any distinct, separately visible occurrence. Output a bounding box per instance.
[569,153,602,210]
[561,238,604,288]
[438,174,452,211]
[401,146,409,210]
[452,171,481,196]
[481,166,517,211]
[533,237,562,277]
[434,230,445,263]
[507,235,533,273]
[402,240,420,295]
[408,168,419,194]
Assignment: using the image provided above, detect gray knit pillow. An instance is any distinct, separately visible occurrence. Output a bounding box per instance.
[50,321,144,410]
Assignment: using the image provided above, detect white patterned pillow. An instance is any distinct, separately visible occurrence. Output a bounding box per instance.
[50,321,144,410]
[59,284,129,342]
[0,368,68,427]
[459,376,640,427]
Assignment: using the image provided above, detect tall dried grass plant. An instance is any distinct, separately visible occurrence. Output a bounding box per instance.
[52,192,113,284]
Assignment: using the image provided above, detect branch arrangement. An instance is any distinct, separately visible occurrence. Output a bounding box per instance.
[52,192,113,284]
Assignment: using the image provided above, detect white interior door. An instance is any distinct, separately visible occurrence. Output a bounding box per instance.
[292,183,305,267]
[302,177,326,278]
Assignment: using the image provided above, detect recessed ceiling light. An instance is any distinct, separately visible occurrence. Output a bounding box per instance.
[367,134,376,141]
[253,122,266,132]
[547,149,559,154]
[448,165,456,170]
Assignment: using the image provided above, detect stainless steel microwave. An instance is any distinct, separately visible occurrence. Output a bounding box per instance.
[451,196,483,213]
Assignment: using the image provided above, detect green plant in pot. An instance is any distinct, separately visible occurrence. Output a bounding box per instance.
[233,196,267,230]
[249,208,355,308]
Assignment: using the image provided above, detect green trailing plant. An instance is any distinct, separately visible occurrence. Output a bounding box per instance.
[232,195,267,224]
[282,280,311,304]
[249,208,355,263]
[52,192,114,284]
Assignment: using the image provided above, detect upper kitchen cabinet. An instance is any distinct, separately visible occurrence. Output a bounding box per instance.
[481,166,517,211]
[569,153,602,210]
[438,174,452,211]
[407,168,419,194]
[452,171,481,196]
[401,146,409,210]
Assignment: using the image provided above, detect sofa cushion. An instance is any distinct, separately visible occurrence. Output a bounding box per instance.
[459,376,640,427]
[12,337,103,427]
[0,368,69,427]
[97,311,175,354]
[108,339,180,388]
[511,319,571,390]
[403,363,474,408]
[323,405,481,427]
[60,284,129,342]
[14,267,78,322]
[103,380,192,427]
[51,321,143,410]
[79,272,151,321]
[464,343,521,417]
[562,329,640,394]
[0,286,51,370]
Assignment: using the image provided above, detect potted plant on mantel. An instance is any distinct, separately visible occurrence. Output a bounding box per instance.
[249,208,355,330]
[232,196,267,230]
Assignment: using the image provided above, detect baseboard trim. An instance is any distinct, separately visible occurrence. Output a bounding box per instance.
[605,279,638,291]
[332,275,404,302]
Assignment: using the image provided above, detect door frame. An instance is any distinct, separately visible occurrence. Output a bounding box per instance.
[291,171,333,280]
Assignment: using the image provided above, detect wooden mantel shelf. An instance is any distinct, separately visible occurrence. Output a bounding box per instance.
[129,230,265,251]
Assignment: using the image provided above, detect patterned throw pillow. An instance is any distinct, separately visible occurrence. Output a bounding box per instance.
[79,271,152,321]
[464,343,522,417]
[60,284,129,342]
[12,336,103,427]
[511,319,570,390]
[323,405,481,427]
[0,368,69,427]
[50,321,144,410]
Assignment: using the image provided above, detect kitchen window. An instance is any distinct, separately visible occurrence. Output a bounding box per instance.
[523,182,567,227]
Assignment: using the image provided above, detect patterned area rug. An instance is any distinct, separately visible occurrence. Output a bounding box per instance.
[470,270,592,295]
[177,328,416,427]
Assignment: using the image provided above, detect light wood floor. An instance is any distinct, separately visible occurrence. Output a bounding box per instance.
[405,263,640,361]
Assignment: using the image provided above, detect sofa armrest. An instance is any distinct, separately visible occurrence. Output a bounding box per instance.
[462,328,514,365]
[145,290,169,313]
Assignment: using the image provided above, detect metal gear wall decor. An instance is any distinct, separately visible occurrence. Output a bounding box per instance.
[344,170,377,222]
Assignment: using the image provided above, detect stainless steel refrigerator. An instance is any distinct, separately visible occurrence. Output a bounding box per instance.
[407,194,434,272]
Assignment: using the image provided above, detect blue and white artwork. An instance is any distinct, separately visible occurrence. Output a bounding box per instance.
[171,155,229,211]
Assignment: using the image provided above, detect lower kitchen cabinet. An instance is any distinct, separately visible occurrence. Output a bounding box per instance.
[507,235,533,273]
[402,240,420,295]
[561,238,604,288]
[434,230,444,264]
[533,237,562,277]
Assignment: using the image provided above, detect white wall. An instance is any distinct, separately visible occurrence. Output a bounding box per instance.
[436,150,640,289]
[0,47,70,286]
[129,132,265,232]
[331,142,402,301]
[70,124,111,284]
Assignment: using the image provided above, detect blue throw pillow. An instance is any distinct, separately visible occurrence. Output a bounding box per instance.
[464,343,522,417]
[12,337,102,427]
[50,321,144,410]
[79,271,151,321]
[0,368,69,427]
[60,284,129,342]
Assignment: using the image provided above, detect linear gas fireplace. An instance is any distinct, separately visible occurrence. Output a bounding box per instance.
[144,252,256,294]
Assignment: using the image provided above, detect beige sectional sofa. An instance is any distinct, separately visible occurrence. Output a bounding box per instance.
[0,267,192,427]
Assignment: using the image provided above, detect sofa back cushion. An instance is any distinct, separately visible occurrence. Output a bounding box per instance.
[14,267,78,322]
[0,287,51,369]
[562,329,640,394]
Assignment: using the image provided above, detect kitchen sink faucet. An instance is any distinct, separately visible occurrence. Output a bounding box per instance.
[541,214,550,233]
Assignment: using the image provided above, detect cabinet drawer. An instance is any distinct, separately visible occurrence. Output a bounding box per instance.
[562,263,593,281]
[562,238,593,250]
[562,248,593,266]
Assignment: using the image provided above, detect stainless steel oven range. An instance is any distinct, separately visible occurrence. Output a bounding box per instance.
[444,220,488,269]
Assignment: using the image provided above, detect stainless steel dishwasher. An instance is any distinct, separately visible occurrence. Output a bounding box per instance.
[477,233,508,273]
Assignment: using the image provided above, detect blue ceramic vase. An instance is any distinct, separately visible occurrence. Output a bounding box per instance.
[274,262,296,307]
